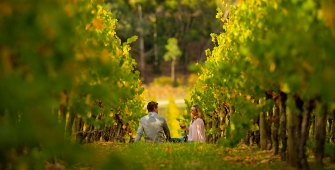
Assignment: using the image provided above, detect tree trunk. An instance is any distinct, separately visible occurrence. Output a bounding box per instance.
[332,110,335,163]
[220,103,227,138]
[245,130,251,145]
[184,46,189,75]
[273,101,280,155]
[85,124,94,143]
[253,116,260,147]
[299,100,314,170]
[267,107,273,150]
[171,60,175,85]
[288,94,304,168]
[65,112,75,140]
[260,107,267,150]
[138,4,145,83]
[327,118,332,143]
[287,106,298,167]
[205,107,218,143]
[228,105,234,127]
[223,105,233,143]
[315,103,327,167]
[153,20,158,69]
[94,114,103,142]
[211,108,218,143]
[280,92,287,161]
[310,115,315,139]
[71,117,84,142]
[59,90,68,139]
[108,113,126,142]
[206,118,212,143]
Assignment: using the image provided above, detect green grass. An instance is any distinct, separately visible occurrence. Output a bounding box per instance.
[69,142,335,170]
[85,142,289,170]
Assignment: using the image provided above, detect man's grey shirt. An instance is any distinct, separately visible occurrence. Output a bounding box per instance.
[134,112,171,142]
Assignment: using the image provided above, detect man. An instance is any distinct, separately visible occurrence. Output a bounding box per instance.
[134,101,171,142]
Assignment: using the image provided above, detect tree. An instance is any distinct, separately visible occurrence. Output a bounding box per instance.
[163,38,182,86]
[0,1,145,168]
[188,0,335,169]
[105,0,221,80]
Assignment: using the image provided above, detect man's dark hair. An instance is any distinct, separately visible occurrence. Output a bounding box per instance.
[147,101,158,112]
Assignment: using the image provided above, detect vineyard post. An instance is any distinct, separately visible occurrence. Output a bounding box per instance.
[280,92,287,161]
[298,99,315,170]
[273,98,280,155]
[332,110,335,163]
[259,99,267,150]
[315,103,327,167]
[287,105,298,167]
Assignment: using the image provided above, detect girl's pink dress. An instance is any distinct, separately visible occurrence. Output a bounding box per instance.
[188,118,206,142]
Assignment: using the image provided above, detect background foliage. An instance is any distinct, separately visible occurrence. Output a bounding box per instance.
[105,0,229,81]
[0,0,145,169]
[186,0,335,168]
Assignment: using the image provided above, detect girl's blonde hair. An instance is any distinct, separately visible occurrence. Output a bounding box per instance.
[192,104,205,122]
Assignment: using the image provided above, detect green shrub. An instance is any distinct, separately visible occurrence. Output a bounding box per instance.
[187,74,198,86]
[153,76,173,86]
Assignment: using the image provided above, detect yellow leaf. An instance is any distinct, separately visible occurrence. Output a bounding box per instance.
[99,49,110,63]
[124,81,129,87]
[1,47,12,75]
[220,125,225,130]
[122,125,126,129]
[246,95,251,100]
[64,4,73,16]
[116,47,121,56]
[323,67,333,82]
[302,61,314,73]
[92,18,104,30]
[85,94,91,105]
[269,63,276,72]
[321,1,335,28]
[60,91,67,104]
[231,92,236,98]
[75,53,84,61]
[85,24,91,30]
[280,83,290,93]
[198,145,204,150]
[117,81,123,88]
[0,2,13,16]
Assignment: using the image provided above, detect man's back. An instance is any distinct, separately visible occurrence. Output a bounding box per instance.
[135,112,170,142]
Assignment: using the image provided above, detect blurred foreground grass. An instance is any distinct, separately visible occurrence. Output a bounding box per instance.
[63,142,335,170]
[83,142,288,170]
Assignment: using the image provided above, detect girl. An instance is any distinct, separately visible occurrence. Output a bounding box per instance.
[180,104,206,143]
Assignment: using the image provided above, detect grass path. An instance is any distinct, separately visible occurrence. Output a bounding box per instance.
[157,98,185,106]
[85,142,290,170]
[82,142,335,170]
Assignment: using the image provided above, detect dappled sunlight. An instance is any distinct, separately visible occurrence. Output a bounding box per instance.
[142,84,188,102]
[167,95,182,137]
